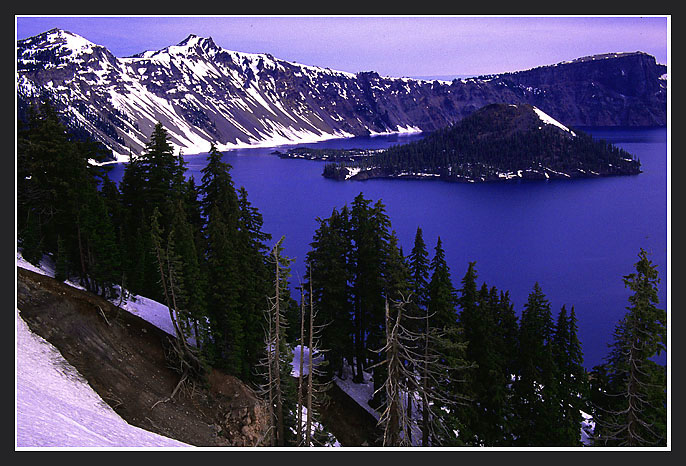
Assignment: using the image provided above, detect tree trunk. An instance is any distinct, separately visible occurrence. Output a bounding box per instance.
[306,276,314,446]
[297,290,305,446]
[422,308,430,446]
[274,249,284,447]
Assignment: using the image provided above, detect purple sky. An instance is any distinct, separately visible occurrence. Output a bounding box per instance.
[15,16,668,78]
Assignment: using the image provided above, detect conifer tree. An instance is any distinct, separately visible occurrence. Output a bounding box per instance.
[423,237,471,446]
[512,282,560,446]
[349,194,391,385]
[168,198,209,348]
[592,249,666,447]
[17,100,120,296]
[408,227,430,313]
[199,143,243,371]
[552,305,589,446]
[306,207,353,381]
[426,238,457,330]
[403,226,430,439]
[119,122,187,299]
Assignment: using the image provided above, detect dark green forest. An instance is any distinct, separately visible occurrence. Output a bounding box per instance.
[17,102,666,447]
[323,103,642,182]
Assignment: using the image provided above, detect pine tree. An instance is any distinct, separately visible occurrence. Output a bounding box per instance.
[423,237,471,446]
[402,226,430,440]
[552,305,589,446]
[306,207,353,381]
[169,198,209,349]
[235,186,273,375]
[203,204,244,371]
[17,100,120,296]
[427,238,457,331]
[349,194,390,386]
[456,262,518,446]
[408,227,430,312]
[592,249,666,447]
[512,282,560,446]
[199,144,243,372]
[119,122,187,299]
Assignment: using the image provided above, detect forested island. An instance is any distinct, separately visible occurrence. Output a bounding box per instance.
[17,101,665,447]
[322,103,642,182]
[272,147,384,162]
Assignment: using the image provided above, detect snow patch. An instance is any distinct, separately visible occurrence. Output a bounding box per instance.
[15,308,189,448]
[532,106,576,137]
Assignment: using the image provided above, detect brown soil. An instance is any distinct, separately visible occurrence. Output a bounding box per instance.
[17,267,269,447]
[16,267,383,447]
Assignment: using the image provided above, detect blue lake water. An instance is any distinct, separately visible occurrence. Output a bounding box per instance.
[107,128,668,370]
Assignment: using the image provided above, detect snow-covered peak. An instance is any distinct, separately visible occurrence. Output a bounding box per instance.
[532,106,576,137]
[17,28,117,74]
[20,28,99,56]
[177,34,217,50]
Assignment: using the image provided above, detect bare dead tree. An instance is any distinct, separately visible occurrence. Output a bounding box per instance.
[254,298,277,446]
[296,266,333,447]
[297,285,306,446]
[149,210,205,409]
[371,294,471,447]
[253,237,292,446]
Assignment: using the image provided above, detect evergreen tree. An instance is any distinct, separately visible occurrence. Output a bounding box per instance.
[552,305,589,446]
[592,249,666,447]
[236,186,273,374]
[512,282,560,446]
[492,289,519,444]
[402,226,430,439]
[199,143,273,379]
[17,100,120,296]
[119,122,187,299]
[306,207,353,381]
[424,237,471,446]
[349,194,391,385]
[408,227,430,312]
[199,144,243,372]
[168,198,209,348]
[426,238,457,330]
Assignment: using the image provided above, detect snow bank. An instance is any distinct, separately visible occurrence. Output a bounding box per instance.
[334,363,380,421]
[16,251,191,448]
[15,309,189,448]
[532,106,577,137]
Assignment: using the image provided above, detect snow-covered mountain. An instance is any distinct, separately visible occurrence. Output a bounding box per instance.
[17,29,667,160]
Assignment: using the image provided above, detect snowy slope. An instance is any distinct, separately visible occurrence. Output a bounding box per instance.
[15,252,192,448]
[15,309,190,448]
[17,29,422,159]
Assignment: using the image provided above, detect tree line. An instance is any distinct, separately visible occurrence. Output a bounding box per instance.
[17,103,666,447]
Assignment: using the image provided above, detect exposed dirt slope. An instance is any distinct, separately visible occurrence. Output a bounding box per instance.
[17,267,270,447]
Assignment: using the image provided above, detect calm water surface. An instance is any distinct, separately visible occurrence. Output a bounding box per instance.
[108,128,668,369]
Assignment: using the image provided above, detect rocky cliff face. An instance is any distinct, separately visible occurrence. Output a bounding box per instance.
[487,52,667,127]
[17,29,667,160]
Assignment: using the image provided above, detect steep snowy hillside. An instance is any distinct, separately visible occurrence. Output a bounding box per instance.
[16,308,190,448]
[17,29,667,160]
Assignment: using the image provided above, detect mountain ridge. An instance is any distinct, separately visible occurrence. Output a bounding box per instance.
[17,29,667,160]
